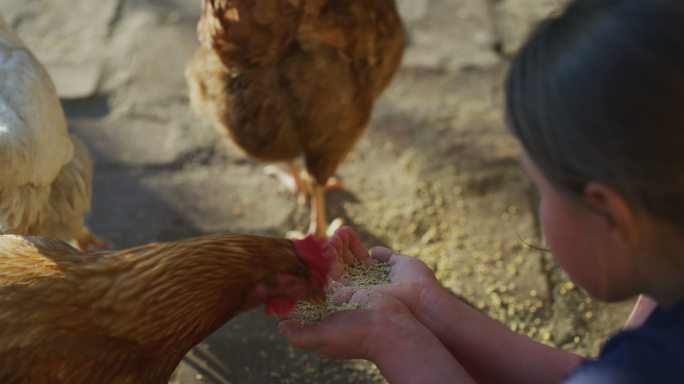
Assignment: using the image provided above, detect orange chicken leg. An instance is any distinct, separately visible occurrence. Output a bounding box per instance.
[308,181,344,239]
[265,161,344,205]
[272,162,344,240]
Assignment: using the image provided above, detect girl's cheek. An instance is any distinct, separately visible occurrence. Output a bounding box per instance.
[538,200,552,244]
[539,200,566,267]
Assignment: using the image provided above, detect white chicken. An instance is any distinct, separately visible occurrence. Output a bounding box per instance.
[0,19,106,250]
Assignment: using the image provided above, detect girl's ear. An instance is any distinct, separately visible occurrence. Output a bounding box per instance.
[583,182,639,246]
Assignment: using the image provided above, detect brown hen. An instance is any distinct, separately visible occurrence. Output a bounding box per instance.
[0,233,329,383]
[185,0,405,239]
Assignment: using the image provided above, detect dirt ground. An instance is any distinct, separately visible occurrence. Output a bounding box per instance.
[1,0,636,382]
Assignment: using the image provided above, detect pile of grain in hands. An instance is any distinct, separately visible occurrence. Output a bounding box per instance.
[292,261,392,326]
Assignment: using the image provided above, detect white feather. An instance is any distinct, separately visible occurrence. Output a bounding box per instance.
[0,18,91,239]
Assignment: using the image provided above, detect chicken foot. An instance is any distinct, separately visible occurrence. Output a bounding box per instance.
[286,181,344,240]
[264,160,343,205]
[308,181,344,239]
[264,160,309,205]
[73,226,111,252]
[266,160,344,239]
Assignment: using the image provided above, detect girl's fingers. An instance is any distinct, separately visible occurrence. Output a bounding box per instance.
[371,246,409,266]
[279,318,326,348]
[279,291,410,361]
[327,227,372,273]
[330,286,357,305]
[279,309,359,350]
[325,280,345,294]
[337,229,355,265]
[370,246,394,262]
[348,288,383,307]
[325,229,354,279]
[339,227,369,261]
[343,227,371,263]
[370,246,413,266]
[327,230,343,251]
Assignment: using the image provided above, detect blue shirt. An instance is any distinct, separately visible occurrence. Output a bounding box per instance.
[563,300,684,383]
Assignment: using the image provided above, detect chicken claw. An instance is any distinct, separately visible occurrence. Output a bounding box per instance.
[286,218,345,240]
[325,218,345,237]
[265,161,344,206]
[74,227,111,252]
[264,162,308,206]
[322,177,344,192]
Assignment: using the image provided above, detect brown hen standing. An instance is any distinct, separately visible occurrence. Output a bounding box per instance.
[185,0,405,239]
[0,233,330,383]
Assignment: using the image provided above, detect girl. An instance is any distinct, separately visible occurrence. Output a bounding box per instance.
[280,0,684,382]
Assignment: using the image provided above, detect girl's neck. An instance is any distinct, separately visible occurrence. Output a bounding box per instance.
[638,253,684,309]
[633,219,684,309]
[643,274,684,309]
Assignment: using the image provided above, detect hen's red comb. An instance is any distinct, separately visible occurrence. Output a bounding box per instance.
[292,235,331,289]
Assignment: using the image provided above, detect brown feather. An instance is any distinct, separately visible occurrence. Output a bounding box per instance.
[186,0,405,185]
[0,233,314,383]
[197,0,304,70]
